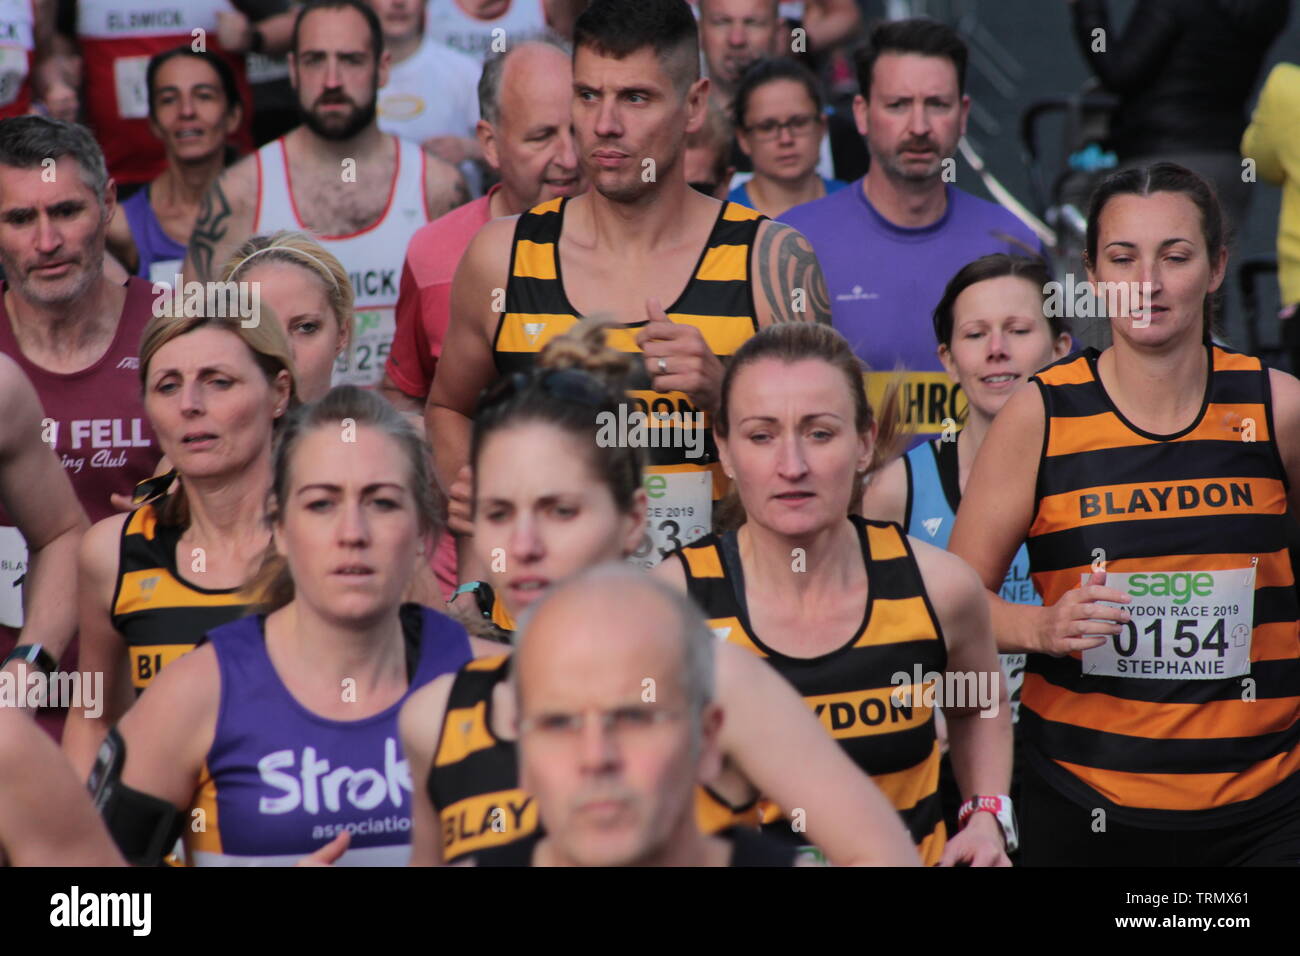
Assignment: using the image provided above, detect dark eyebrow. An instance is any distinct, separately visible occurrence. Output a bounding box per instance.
[738,412,846,426]
[1104,238,1195,251]
[295,482,407,496]
[149,363,239,382]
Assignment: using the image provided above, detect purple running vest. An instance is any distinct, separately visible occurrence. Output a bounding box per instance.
[188,604,473,866]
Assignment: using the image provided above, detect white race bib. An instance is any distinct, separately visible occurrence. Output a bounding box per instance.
[1081,566,1256,680]
[0,46,27,108]
[999,652,1026,723]
[113,55,150,119]
[633,470,712,568]
[332,307,393,388]
[147,258,182,287]
[0,526,30,629]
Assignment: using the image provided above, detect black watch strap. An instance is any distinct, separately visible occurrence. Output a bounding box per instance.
[4,643,57,674]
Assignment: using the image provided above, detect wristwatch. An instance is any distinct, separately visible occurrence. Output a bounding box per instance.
[958,794,1018,853]
[450,580,495,621]
[3,643,57,675]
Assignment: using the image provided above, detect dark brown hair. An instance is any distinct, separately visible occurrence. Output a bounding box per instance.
[1084,162,1227,342]
[932,254,1069,346]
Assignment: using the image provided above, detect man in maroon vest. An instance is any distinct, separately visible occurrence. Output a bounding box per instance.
[0,116,161,726]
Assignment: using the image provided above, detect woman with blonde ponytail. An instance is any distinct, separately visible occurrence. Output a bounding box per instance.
[655,322,1014,867]
[400,321,920,868]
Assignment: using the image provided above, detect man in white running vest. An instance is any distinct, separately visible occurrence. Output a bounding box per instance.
[423,0,588,62]
[181,0,469,388]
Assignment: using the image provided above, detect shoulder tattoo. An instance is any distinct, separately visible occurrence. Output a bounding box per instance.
[188,179,233,283]
[756,222,831,324]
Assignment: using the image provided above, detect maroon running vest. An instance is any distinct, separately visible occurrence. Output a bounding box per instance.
[0,276,160,642]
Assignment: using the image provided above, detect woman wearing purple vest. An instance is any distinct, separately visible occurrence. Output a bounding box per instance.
[89,387,499,866]
[105,48,242,284]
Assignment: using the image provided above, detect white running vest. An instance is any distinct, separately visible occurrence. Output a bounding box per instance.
[253,136,429,388]
[423,0,548,62]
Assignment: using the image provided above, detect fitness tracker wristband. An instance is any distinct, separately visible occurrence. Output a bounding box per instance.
[958,794,1018,853]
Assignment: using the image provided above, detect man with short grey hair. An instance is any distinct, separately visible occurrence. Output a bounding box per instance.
[381,37,581,603]
[470,563,803,866]
[0,116,160,732]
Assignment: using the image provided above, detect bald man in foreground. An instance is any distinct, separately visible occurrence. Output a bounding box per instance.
[469,564,817,867]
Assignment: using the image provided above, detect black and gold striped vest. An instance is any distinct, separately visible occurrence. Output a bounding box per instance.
[427,654,761,862]
[677,516,949,865]
[1024,345,1300,827]
[111,503,250,693]
[496,197,765,488]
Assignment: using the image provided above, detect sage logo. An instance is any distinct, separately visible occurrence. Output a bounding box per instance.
[1126,571,1214,606]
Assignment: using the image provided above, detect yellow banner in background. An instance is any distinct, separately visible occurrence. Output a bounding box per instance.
[864,371,967,436]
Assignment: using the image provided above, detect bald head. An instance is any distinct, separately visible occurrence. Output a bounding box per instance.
[511,563,722,867]
[514,563,716,718]
[478,38,571,126]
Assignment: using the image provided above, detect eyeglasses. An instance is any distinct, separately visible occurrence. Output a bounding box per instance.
[744,113,820,141]
[518,706,687,741]
[476,368,610,417]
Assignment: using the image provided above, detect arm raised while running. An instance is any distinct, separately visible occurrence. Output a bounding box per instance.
[948,384,1130,656]
[62,513,141,778]
[0,708,123,866]
[0,355,88,675]
[912,540,1011,866]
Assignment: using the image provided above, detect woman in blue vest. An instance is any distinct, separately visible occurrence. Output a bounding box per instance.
[89,386,500,866]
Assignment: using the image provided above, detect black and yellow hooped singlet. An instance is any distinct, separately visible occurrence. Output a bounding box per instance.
[496,197,766,557]
[111,503,250,693]
[1024,346,1300,827]
[677,516,949,865]
[428,654,761,862]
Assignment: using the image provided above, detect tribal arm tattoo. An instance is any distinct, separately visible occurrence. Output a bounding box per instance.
[186,177,233,284]
[755,221,832,325]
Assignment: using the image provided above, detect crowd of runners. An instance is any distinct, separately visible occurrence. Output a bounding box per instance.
[0,0,1298,869]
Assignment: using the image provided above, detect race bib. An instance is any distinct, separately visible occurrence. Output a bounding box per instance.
[999,653,1025,723]
[1081,565,1256,680]
[333,307,393,388]
[148,258,182,287]
[113,55,150,120]
[0,526,28,629]
[0,46,27,108]
[632,469,712,568]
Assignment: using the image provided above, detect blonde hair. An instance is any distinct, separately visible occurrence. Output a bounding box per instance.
[138,310,300,527]
[221,231,354,349]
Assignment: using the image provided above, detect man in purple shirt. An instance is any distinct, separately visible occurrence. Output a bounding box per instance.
[780,19,1044,437]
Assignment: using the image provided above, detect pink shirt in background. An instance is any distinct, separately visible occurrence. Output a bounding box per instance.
[388,184,502,600]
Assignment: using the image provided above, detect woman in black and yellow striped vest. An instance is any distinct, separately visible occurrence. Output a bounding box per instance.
[401,321,919,867]
[63,310,298,780]
[655,322,1016,866]
[950,163,1300,866]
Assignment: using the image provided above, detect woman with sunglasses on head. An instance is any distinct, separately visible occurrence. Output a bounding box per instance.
[656,321,1014,866]
[90,387,500,866]
[949,163,1300,867]
[400,322,920,867]
[729,58,845,220]
[64,311,298,779]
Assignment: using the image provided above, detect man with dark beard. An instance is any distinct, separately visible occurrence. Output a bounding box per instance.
[181,0,469,387]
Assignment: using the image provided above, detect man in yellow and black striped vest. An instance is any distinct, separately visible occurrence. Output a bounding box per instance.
[428,0,831,592]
